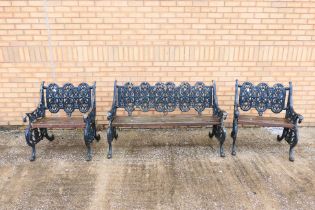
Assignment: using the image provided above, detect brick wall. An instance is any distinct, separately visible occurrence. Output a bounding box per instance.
[0,0,314,126]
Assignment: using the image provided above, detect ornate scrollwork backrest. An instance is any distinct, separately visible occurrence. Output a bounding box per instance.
[116,81,213,115]
[45,83,92,116]
[239,81,287,116]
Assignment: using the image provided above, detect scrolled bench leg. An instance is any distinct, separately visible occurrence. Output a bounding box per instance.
[231,120,238,156]
[210,125,226,157]
[218,126,226,157]
[85,142,92,161]
[84,120,100,161]
[231,137,237,156]
[107,126,115,159]
[278,127,299,162]
[25,126,45,161]
[30,145,36,161]
[288,128,299,162]
[219,139,225,157]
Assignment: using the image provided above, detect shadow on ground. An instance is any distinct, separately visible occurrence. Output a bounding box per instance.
[0,127,314,209]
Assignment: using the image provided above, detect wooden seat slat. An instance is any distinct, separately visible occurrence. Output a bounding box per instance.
[112,115,220,128]
[238,115,294,128]
[32,117,85,129]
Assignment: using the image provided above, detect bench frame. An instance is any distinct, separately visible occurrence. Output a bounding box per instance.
[23,82,100,161]
[107,81,227,159]
[231,80,303,161]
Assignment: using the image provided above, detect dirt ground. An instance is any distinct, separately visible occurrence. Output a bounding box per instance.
[0,127,314,210]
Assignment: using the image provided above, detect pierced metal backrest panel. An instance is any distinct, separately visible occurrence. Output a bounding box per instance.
[239,82,287,115]
[46,83,92,116]
[117,82,213,115]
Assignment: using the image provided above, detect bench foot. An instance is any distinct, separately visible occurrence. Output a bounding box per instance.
[209,125,226,158]
[220,141,225,157]
[29,145,36,161]
[231,136,237,156]
[107,140,112,159]
[107,125,117,159]
[231,119,238,156]
[289,147,295,162]
[277,127,299,161]
[25,126,44,161]
[85,143,92,161]
[288,128,299,162]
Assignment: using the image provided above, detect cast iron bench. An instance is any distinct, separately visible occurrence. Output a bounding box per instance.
[107,81,227,158]
[23,82,100,161]
[231,80,303,161]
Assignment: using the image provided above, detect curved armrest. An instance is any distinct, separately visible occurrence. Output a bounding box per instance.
[24,106,45,124]
[213,104,227,123]
[286,107,303,124]
[217,108,228,120]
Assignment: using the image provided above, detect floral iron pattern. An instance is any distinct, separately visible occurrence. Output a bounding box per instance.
[116,81,213,115]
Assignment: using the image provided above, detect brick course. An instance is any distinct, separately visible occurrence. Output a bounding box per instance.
[0,0,314,126]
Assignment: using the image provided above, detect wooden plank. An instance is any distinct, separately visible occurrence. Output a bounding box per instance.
[32,117,85,129]
[238,115,294,128]
[112,115,220,128]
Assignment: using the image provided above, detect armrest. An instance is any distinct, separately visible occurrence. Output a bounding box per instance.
[215,107,227,120]
[286,107,303,124]
[107,106,117,121]
[23,105,45,124]
[213,102,227,124]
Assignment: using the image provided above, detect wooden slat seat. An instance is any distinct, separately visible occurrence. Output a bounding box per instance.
[32,117,85,129]
[112,115,220,128]
[238,115,294,128]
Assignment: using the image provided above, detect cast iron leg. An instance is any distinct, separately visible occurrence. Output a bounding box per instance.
[209,125,225,157]
[107,126,114,159]
[219,137,225,157]
[231,119,238,156]
[289,128,299,162]
[231,136,237,156]
[85,142,92,161]
[107,142,112,159]
[29,145,36,161]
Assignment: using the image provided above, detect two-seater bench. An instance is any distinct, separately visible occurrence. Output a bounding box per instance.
[23,82,100,161]
[231,80,303,161]
[106,81,227,158]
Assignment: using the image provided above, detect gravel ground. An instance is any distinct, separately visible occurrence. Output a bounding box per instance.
[0,127,314,210]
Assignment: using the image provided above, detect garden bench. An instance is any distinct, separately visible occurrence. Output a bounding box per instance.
[231,80,303,161]
[107,81,227,159]
[23,82,100,161]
